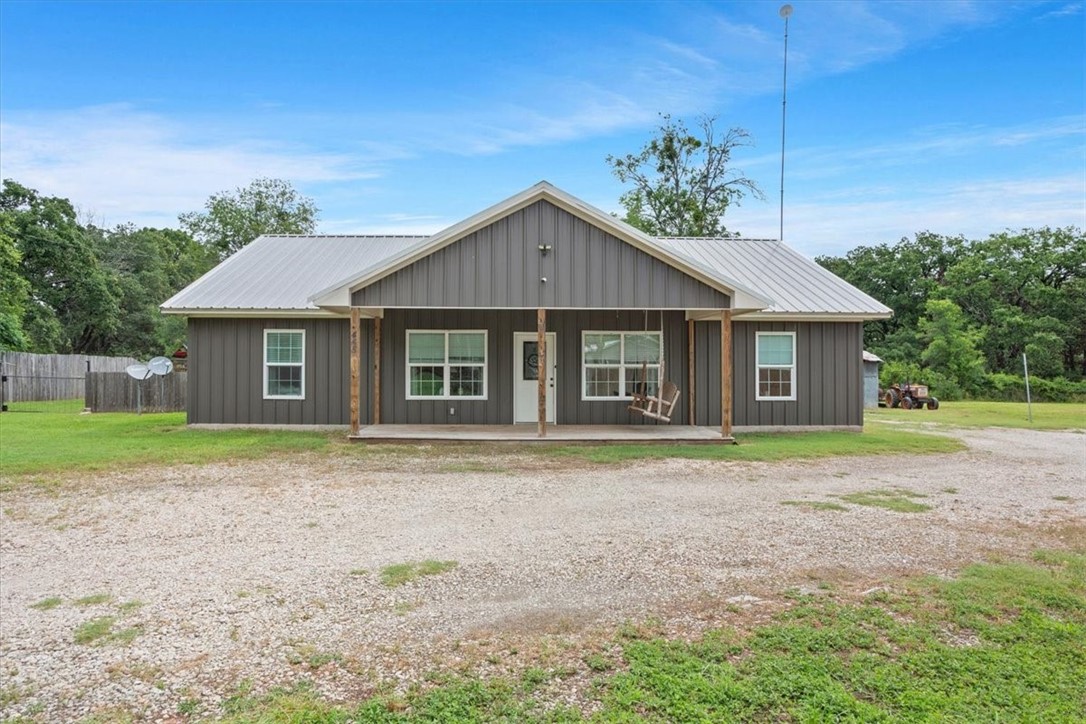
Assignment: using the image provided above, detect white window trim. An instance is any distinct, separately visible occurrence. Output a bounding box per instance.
[755,331,797,401]
[581,330,662,401]
[263,328,305,400]
[405,330,489,400]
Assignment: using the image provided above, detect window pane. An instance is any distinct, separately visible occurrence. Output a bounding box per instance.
[624,366,659,397]
[448,332,485,363]
[266,331,302,364]
[522,341,539,380]
[267,365,302,397]
[758,368,792,398]
[449,365,484,396]
[408,333,446,364]
[624,333,661,364]
[410,366,445,396]
[584,334,620,364]
[585,366,621,397]
[758,334,794,366]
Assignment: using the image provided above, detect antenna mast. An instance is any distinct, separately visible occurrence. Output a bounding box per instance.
[778,4,793,242]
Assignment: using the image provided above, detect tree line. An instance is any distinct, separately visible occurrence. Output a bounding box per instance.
[816,228,1086,400]
[0,178,317,358]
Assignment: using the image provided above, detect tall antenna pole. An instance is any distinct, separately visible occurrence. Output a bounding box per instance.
[779,4,793,242]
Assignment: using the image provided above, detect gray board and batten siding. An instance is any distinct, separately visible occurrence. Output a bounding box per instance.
[187,314,862,428]
[351,200,731,310]
[188,318,353,425]
[693,320,864,428]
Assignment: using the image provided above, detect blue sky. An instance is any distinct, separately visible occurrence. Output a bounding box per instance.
[1,0,1083,257]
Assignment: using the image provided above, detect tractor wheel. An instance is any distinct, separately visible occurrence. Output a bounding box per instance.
[902,396,915,410]
[885,389,900,408]
[927,398,940,410]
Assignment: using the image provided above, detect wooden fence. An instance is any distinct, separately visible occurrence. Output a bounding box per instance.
[0,351,139,403]
[85,371,188,413]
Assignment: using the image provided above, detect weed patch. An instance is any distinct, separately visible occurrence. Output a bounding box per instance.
[73,593,112,606]
[29,597,63,611]
[208,552,1084,722]
[838,488,931,513]
[74,616,142,646]
[380,560,458,588]
[781,500,848,512]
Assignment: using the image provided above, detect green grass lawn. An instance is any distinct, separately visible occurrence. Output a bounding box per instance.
[0,411,331,478]
[0,410,965,479]
[216,550,1085,723]
[866,400,1086,431]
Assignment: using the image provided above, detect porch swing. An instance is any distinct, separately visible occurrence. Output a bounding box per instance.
[627,310,682,423]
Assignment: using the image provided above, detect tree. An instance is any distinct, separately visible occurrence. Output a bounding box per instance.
[91,225,215,357]
[0,180,120,353]
[918,298,985,393]
[0,218,30,350]
[607,115,764,237]
[179,178,319,259]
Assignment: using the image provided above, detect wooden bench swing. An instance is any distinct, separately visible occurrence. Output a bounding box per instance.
[627,311,682,424]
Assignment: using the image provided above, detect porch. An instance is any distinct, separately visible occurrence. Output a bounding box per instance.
[347,308,736,439]
[349,424,733,443]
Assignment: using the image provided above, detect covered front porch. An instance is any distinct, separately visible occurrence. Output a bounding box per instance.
[347,307,737,440]
[348,423,732,443]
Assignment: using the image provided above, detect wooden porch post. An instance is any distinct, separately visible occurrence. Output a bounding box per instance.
[537,308,547,438]
[721,309,733,439]
[349,307,361,435]
[687,319,696,426]
[373,316,382,425]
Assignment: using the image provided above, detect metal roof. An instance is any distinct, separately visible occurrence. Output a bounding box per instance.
[161,235,424,312]
[162,187,890,319]
[654,237,892,316]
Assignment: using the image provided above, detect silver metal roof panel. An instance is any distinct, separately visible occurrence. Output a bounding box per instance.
[161,235,423,311]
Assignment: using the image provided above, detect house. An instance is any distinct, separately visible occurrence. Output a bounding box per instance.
[161,181,891,439]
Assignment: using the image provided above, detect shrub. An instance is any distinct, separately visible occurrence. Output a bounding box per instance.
[985,373,1086,403]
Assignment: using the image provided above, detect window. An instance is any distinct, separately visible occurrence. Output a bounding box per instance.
[406,330,487,399]
[582,331,662,400]
[756,331,796,401]
[264,329,304,399]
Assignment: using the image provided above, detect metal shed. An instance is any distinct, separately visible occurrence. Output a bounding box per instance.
[863,350,883,408]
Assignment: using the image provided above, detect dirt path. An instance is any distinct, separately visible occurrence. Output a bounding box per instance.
[1,427,1083,720]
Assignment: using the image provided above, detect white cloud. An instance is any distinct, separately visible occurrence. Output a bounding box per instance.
[0,104,380,228]
[727,172,1086,255]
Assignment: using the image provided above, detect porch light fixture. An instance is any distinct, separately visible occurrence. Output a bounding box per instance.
[538,244,552,255]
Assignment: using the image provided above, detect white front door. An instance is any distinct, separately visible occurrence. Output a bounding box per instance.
[513,332,556,423]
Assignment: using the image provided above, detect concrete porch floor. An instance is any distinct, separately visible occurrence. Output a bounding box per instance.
[349,424,733,443]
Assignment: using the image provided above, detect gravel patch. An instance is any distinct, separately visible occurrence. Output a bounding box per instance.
[1,426,1083,720]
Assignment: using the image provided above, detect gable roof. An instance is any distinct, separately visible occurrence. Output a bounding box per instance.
[309,181,771,311]
[161,181,891,319]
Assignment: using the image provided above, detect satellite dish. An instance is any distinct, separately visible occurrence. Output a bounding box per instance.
[125,364,152,381]
[779,4,793,17]
[148,356,174,376]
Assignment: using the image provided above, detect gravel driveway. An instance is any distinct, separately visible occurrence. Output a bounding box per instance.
[1,426,1083,720]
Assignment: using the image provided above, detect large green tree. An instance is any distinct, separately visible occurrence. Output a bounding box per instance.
[918,298,985,392]
[817,226,1085,380]
[0,180,120,353]
[0,217,30,350]
[607,115,763,237]
[91,224,215,357]
[179,178,319,259]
